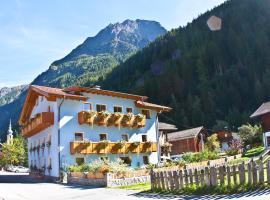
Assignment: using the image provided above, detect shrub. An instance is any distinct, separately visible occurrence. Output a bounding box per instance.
[238,124,262,147]
[244,146,265,157]
[182,151,219,163]
[67,159,131,174]
[205,134,220,152]
[225,139,243,156]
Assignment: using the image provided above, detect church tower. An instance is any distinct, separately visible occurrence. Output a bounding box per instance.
[7,119,13,145]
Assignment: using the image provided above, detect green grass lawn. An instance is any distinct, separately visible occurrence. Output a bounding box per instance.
[114,182,151,192]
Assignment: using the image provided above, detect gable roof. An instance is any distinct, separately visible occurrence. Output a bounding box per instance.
[19,85,86,125]
[168,126,204,141]
[158,122,177,131]
[20,85,172,125]
[63,86,147,101]
[250,101,270,118]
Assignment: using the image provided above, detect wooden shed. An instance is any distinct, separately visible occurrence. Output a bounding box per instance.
[168,126,207,155]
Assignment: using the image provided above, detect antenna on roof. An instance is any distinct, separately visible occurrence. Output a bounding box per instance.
[93,85,101,90]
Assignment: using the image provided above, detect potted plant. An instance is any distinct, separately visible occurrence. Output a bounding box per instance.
[133,114,146,128]
[122,113,134,127]
[132,141,140,147]
[99,140,110,146]
[85,110,97,124]
[96,111,111,126]
[116,140,127,148]
[144,141,153,147]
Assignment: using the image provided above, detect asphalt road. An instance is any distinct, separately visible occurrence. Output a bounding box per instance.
[1,171,270,200]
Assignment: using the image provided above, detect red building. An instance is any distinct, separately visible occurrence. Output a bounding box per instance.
[167,126,207,155]
[250,101,270,147]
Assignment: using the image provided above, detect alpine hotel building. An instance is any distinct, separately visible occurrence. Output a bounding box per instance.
[19,85,171,179]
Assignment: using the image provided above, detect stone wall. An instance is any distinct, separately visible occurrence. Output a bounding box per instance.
[67,172,150,187]
[67,176,106,187]
[106,174,150,187]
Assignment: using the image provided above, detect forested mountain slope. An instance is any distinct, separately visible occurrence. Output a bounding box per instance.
[102,0,270,130]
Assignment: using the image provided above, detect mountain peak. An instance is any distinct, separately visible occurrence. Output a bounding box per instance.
[53,19,166,65]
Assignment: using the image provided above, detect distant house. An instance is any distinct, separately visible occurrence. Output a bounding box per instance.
[250,101,270,147]
[216,130,240,152]
[158,122,177,158]
[168,126,207,155]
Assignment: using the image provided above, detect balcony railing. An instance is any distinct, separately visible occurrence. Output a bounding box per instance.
[70,141,157,155]
[78,111,146,128]
[21,112,54,137]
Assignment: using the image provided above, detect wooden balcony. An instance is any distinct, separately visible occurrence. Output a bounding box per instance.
[21,112,54,138]
[78,111,146,128]
[70,141,157,155]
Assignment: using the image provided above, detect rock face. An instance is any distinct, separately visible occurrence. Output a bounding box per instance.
[53,19,167,65]
[0,85,28,106]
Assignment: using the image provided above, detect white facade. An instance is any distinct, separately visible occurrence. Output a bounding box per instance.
[26,91,160,178]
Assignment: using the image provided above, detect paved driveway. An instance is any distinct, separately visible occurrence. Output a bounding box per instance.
[1,171,270,200]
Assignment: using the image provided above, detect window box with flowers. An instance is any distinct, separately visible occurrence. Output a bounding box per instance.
[107,112,123,127]
[121,113,135,127]
[133,114,146,128]
[130,141,140,153]
[97,140,110,153]
[96,111,111,126]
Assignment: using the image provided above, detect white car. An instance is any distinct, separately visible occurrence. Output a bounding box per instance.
[10,166,29,173]
[171,155,183,162]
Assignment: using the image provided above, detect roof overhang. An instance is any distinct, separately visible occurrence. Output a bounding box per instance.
[63,87,148,101]
[135,101,172,113]
[19,85,86,125]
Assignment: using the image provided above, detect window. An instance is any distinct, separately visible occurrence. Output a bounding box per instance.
[83,102,92,111]
[143,156,149,165]
[114,106,122,113]
[120,157,132,166]
[142,135,147,142]
[122,134,129,142]
[76,157,85,166]
[126,108,133,113]
[99,133,107,141]
[75,133,84,141]
[96,104,106,112]
[142,109,151,119]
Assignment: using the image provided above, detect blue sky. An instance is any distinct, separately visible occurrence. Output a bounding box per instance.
[0,0,226,87]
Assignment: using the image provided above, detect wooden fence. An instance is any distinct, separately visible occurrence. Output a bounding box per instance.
[150,159,270,191]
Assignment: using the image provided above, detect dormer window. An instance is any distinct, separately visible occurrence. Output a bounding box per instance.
[96,104,106,112]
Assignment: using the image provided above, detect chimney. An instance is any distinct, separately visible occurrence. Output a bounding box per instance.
[93,85,101,90]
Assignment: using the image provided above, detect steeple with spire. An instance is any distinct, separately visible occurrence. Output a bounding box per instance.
[7,118,13,145]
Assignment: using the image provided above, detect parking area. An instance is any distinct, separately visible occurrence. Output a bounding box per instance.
[1,171,270,200]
